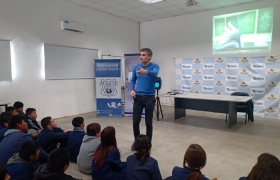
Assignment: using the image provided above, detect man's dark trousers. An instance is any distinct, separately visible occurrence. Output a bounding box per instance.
[133,95,155,140]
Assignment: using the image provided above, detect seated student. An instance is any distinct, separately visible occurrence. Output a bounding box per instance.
[67,117,86,163]
[92,126,126,180]
[37,116,69,153]
[239,153,280,180]
[13,102,25,117]
[0,116,48,165]
[33,148,81,180]
[77,123,101,174]
[166,144,209,180]
[25,108,41,139]
[0,113,10,143]
[6,140,40,180]
[126,134,162,180]
[5,107,18,117]
[0,164,10,180]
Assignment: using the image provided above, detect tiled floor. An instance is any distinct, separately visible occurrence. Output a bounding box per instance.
[57,108,280,180]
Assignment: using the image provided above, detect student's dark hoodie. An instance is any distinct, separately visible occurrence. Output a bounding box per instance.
[33,164,82,180]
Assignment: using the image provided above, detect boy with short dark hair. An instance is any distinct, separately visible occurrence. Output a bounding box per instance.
[5,107,18,117]
[25,108,42,139]
[13,102,24,117]
[33,148,81,180]
[6,140,40,180]
[67,117,86,162]
[0,113,10,143]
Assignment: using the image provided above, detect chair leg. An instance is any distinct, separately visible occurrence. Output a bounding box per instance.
[226,114,227,122]
[245,113,247,124]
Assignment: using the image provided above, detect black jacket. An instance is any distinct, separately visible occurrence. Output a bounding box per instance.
[33,164,82,180]
[231,92,254,121]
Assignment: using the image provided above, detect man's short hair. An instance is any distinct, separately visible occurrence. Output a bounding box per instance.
[140,48,153,57]
[19,140,39,161]
[6,106,16,113]
[26,108,36,116]
[41,116,52,129]
[0,112,11,126]
[72,117,84,127]
[8,115,24,129]
[47,148,70,172]
[13,101,24,109]
[86,123,101,136]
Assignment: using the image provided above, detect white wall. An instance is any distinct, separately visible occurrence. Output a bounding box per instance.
[140,0,280,94]
[0,0,139,119]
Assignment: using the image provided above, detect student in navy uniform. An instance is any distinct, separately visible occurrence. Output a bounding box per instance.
[126,134,161,180]
[33,148,82,180]
[130,48,159,149]
[92,126,126,180]
[166,144,210,180]
[13,102,25,117]
[6,140,40,180]
[77,123,101,174]
[0,164,10,180]
[37,116,69,154]
[5,107,18,117]
[0,113,10,143]
[25,108,41,139]
[0,116,48,166]
[239,153,280,180]
[67,117,86,163]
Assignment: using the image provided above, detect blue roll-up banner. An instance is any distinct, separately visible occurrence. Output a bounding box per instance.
[95,59,122,116]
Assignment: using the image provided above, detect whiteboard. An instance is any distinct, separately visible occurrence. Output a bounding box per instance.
[44,44,98,80]
[0,40,11,81]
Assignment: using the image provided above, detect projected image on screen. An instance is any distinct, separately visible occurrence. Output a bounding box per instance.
[213,7,273,55]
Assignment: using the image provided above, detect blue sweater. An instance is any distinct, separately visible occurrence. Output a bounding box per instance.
[6,154,40,180]
[165,166,209,180]
[0,126,8,143]
[92,147,126,180]
[67,127,86,162]
[37,129,69,154]
[0,130,48,165]
[130,63,159,95]
[126,154,162,180]
[25,118,42,131]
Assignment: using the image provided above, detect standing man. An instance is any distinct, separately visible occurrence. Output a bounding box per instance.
[130,48,159,148]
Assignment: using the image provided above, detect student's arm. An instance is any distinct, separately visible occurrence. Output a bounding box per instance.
[152,160,162,180]
[107,147,125,171]
[51,131,69,141]
[129,66,137,91]
[147,64,159,78]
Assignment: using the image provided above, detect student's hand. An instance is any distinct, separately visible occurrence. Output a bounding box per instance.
[37,129,42,134]
[212,178,218,180]
[63,130,68,133]
[130,90,136,98]
[136,67,148,75]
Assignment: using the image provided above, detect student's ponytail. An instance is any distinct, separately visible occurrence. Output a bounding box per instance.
[187,168,203,180]
[136,149,150,165]
[134,135,152,166]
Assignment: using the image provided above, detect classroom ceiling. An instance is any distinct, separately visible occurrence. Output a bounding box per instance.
[62,0,264,22]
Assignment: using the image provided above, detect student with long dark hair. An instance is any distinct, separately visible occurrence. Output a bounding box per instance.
[92,126,126,180]
[126,134,161,180]
[239,153,280,180]
[166,144,209,180]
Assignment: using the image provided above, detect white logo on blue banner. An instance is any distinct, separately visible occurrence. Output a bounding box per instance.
[226,75,238,81]
[182,75,192,80]
[95,59,122,117]
[226,63,238,69]
[203,64,214,69]
[253,100,264,107]
[202,86,214,92]
[182,64,192,69]
[251,88,265,94]
[251,63,265,69]
[225,87,238,93]
[251,76,265,82]
[203,75,214,80]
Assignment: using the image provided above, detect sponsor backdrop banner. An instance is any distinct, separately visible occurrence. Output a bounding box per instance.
[95,59,122,116]
[175,55,280,119]
[124,54,140,116]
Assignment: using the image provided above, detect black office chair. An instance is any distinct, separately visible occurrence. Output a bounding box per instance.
[226,92,249,124]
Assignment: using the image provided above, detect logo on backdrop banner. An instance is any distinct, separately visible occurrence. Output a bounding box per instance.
[226,63,238,69]
[193,58,202,64]
[193,80,202,85]
[266,107,278,114]
[253,100,264,107]
[193,69,202,75]
[203,75,214,80]
[203,64,214,69]
[266,69,279,75]
[239,57,251,63]
[266,56,279,63]
[100,79,118,97]
[182,75,192,80]
[251,63,265,69]
[202,86,214,92]
[182,85,192,91]
[215,81,224,86]
[182,64,192,69]
[265,94,279,101]
[108,102,122,108]
[215,69,225,75]
[251,88,265,94]
[215,57,225,63]
[239,69,251,75]
[225,87,238,93]
[215,92,225,95]
[226,75,238,81]
[251,76,265,82]
[192,91,201,94]
[265,82,278,88]
[238,81,251,87]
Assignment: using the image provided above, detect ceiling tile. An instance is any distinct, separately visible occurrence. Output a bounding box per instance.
[174,3,186,9]
[156,13,174,18]
[113,11,131,17]
[136,5,158,11]
[123,8,144,14]
[71,0,93,5]
[161,6,180,12]
[134,12,153,18]
[164,0,189,5]
[88,0,103,2]
[112,4,132,10]
[199,2,221,10]
[169,9,188,16]
[102,8,121,13]
[125,1,147,8]
[217,0,240,6]
[96,0,120,7]
[147,9,166,15]
[150,1,173,8]
[113,0,133,3]
[86,3,107,10]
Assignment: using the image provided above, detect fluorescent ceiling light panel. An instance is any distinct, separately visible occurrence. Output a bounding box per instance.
[139,0,162,4]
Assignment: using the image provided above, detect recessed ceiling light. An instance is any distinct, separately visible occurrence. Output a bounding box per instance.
[139,0,162,4]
